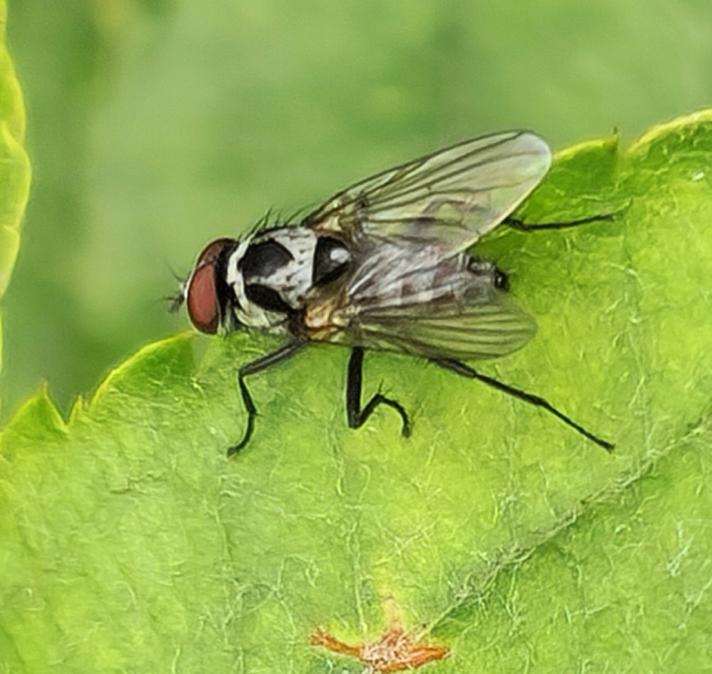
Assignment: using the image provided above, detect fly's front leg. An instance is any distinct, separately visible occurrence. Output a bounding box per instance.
[346,347,411,437]
[228,340,306,457]
[504,210,620,232]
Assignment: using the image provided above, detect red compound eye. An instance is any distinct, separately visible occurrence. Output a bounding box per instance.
[186,238,234,334]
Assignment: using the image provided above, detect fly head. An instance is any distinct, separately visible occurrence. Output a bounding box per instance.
[184,238,237,334]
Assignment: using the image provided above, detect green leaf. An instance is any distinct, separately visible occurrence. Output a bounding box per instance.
[2,110,712,672]
[0,0,30,383]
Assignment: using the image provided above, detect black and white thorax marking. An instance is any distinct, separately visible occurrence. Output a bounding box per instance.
[225,228,352,332]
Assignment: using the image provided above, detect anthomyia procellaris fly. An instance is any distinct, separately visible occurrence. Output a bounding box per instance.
[173,131,615,455]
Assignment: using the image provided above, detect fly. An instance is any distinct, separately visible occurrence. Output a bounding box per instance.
[173,131,616,455]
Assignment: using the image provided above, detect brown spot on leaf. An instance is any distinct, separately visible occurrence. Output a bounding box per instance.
[310,620,449,673]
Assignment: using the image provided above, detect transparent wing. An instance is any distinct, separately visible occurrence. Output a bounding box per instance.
[309,244,536,360]
[353,297,536,360]
[303,131,551,257]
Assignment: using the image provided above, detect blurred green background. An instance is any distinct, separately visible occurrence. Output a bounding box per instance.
[2,0,711,418]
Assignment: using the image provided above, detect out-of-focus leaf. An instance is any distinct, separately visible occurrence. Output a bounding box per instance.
[0,0,30,394]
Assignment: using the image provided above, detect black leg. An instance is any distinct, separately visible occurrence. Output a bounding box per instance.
[432,358,614,452]
[505,211,618,232]
[228,340,306,457]
[346,347,411,437]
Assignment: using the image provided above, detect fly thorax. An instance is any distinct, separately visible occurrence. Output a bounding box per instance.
[224,226,352,331]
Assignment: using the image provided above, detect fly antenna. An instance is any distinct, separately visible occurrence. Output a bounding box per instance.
[163,259,188,313]
[165,289,186,314]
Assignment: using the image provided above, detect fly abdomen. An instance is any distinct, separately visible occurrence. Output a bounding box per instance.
[494,268,509,291]
[467,256,508,291]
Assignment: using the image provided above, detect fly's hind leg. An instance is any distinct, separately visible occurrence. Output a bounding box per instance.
[504,210,621,232]
[346,347,411,437]
[228,340,306,457]
[431,357,614,452]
